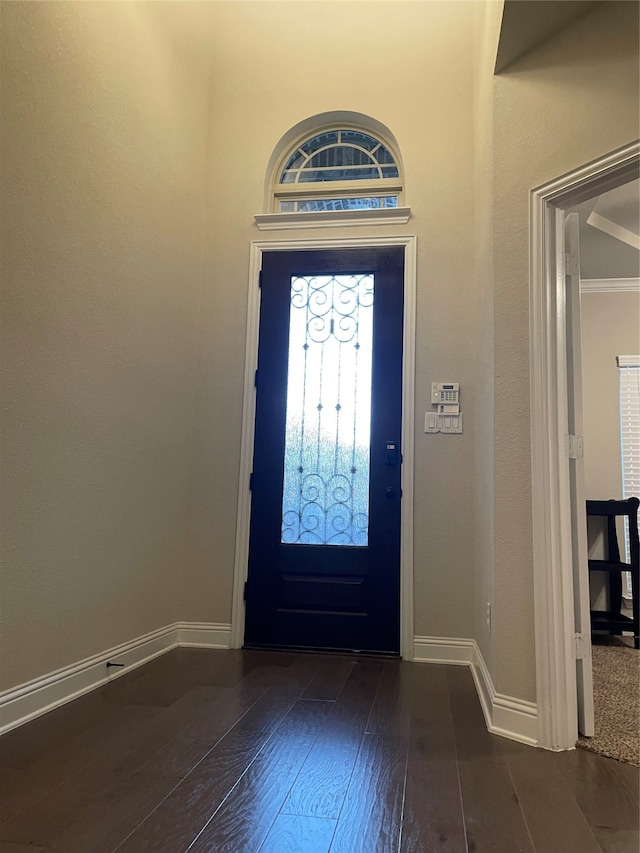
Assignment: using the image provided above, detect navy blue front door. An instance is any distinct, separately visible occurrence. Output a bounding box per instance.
[244,247,404,655]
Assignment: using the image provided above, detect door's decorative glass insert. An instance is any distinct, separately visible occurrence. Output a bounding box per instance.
[281,273,374,546]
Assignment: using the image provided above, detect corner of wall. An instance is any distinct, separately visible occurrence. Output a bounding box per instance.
[471,0,499,686]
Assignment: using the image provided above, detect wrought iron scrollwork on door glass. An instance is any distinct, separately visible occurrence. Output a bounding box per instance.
[281,273,374,546]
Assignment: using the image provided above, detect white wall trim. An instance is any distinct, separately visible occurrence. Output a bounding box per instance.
[413,635,475,665]
[0,622,231,736]
[618,354,640,368]
[470,641,538,746]
[1,625,538,746]
[230,235,417,660]
[413,636,538,746]
[177,622,232,648]
[580,277,640,293]
[254,207,411,231]
[530,140,640,751]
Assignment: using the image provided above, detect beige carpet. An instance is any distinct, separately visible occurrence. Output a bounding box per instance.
[577,636,639,767]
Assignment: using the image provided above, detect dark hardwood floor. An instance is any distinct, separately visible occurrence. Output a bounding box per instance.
[0,648,637,852]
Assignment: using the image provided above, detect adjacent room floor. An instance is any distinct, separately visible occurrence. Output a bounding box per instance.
[0,648,638,853]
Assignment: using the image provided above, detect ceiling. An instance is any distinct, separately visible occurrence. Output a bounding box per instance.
[494,1,638,280]
[568,180,640,280]
[495,0,603,72]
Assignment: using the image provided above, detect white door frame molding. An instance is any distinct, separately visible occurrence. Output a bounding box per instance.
[230,235,417,659]
[530,140,639,750]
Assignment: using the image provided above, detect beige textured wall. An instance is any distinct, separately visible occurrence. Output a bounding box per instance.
[471,0,503,679]
[582,290,640,501]
[0,2,212,689]
[185,0,478,640]
[492,0,639,699]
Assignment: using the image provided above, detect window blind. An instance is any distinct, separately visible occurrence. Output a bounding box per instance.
[618,355,640,565]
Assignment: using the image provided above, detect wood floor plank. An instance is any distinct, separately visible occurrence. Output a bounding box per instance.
[407,664,458,754]
[187,731,317,853]
[275,699,335,737]
[591,826,640,853]
[0,706,162,845]
[136,662,306,781]
[400,708,467,853]
[324,659,384,742]
[502,740,602,853]
[0,689,125,770]
[328,733,407,853]
[281,739,360,820]
[0,766,46,824]
[446,666,502,761]
[170,648,294,688]
[302,657,355,701]
[0,688,227,847]
[447,666,534,853]
[157,681,307,767]
[158,648,252,690]
[400,755,467,853]
[0,759,140,847]
[45,773,177,853]
[98,654,190,707]
[187,699,331,853]
[135,683,269,778]
[551,749,640,831]
[455,757,535,853]
[366,660,411,736]
[600,754,640,807]
[0,843,46,853]
[30,703,159,772]
[258,813,337,853]
[99,669,198,709]
[276,653,326,691]
[281,655,381,827]
[229,686,304,735]
[114,727,270,853]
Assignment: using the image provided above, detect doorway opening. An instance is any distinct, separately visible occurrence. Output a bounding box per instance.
[531,141,640,751]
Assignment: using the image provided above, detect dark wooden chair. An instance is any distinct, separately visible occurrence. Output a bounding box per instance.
[586,496,639,650]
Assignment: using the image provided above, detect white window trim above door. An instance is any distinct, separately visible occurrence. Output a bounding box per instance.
[230,235,417,659]
[255,207,412,231]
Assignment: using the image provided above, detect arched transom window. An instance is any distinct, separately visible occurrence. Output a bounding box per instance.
[274,128,403,214]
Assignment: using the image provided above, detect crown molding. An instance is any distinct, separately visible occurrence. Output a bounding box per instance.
[580,278,639,293]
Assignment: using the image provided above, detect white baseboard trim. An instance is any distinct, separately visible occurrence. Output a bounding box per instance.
[413,635,475,665]
[0,621,232,736]
[0,626,536,746]
[177,622,232,648]
[413,635,538,747]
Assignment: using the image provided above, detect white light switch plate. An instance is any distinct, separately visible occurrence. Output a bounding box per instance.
[424,412,463,434]
[425,412,439,433]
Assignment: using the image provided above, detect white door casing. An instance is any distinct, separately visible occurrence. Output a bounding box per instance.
[531,140,639,750]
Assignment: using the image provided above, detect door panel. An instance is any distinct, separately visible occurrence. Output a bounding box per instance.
[244,247,404,654]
